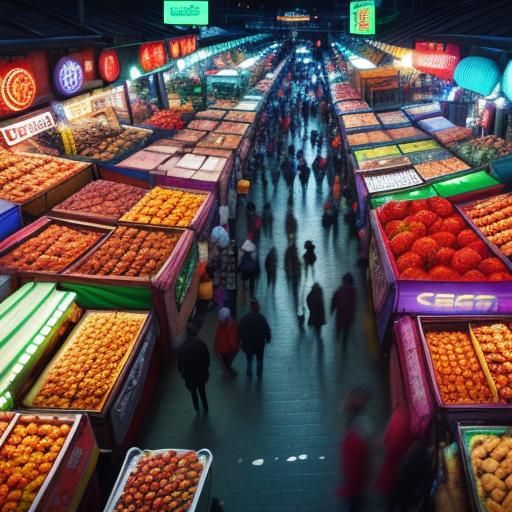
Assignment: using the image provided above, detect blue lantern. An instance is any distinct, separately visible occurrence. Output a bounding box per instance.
[502,60,512,101]
[454,56,501,96]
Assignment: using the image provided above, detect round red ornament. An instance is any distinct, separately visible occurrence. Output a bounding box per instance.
[98,49,120,82]
[0,64,37,112]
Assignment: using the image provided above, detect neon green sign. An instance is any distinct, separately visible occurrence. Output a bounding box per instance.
[164,1,209,25]
[349,1,376,35]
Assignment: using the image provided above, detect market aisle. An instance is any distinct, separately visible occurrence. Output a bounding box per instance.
[139,71,390,512]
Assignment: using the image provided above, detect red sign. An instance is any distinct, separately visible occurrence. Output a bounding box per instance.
[98,49,120,82]
[168,35,197,60]
[139,42,166,72]
[413,42,460,80]
[0,63,37,112]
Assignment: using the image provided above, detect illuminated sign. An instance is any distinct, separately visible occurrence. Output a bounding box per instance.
[416,293,498,311]
[62,96,93,121]
[276,14,311,22]
[412,43,459,80]
[54,57,84,96]
[349,1,376,35]
[98,49,120,82]
[163,1,209,25]
[139,42,167,72]
[169,35,197,59]
[0,111,55,146]
[0,65,37,112]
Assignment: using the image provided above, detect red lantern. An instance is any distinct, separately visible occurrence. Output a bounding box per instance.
[139,42,166,72]
[0,62,37,112]
[170,39,180,59]
[98,49,120,82]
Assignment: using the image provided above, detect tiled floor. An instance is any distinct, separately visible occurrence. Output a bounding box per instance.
[139,60,390,511]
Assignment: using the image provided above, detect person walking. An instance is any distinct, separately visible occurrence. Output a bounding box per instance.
[177,323,210,414]
[214,307,239,376]
[306,283,326,339]
[303,240,317,274]
[238,236,260,300]
[331,272,356,348]
[238,299,271,378]
[285,210,298,242]
[264,246,277,287]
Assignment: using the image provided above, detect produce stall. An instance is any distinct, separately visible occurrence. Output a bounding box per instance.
[20,310,158,448]
[450,136,512,168]
[402,102,442,122]
[369,197,512,341]
[0,411,99,512]
[104,447,213,512]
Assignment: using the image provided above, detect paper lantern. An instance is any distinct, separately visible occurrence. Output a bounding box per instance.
[139,42,166,72]
[502,60,512,101]
[454,57,501,96]
[169,39,180,59]
[0,63,37,112]
[98,49,120,82]
[54,57,84,96]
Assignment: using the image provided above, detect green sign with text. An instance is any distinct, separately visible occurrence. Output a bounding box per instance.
[164,1,209,25]
[349,1,376,35]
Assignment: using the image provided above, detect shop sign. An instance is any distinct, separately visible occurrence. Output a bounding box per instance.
[139,42,167,72]
[349,1,376,36]
[98,49,120,82]
[0,64,37,112]
[169,36,197,59]
[412,42,459,80]
[416,292,498,311]
[62,96,93,121]
[0,111,55,146]
[54,57,84,96]
[163,1,209,25]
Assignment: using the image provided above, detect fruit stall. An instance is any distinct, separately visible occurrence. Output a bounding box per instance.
[368,197,512,341]
[0,411,100,512]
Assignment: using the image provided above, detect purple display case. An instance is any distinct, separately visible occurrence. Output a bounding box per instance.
[369,210,512,342]
[404,315,512,422]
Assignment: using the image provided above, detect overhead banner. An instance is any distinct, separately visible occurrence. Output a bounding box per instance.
[349,1,376,35]
[163,1,209,25]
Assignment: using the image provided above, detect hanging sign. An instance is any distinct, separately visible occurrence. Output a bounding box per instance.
[98,49,120,82]
[163,1,209,25]
[0,111,55,146]
[0,64,37,112]
[139,42,167,72]
[349,1,376,35]
[412,42,459,80]
[169,35,197,59]
[54,57,84,96]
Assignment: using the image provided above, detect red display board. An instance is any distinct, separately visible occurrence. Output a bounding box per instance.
[98,49,121,82]
[169,35,197,60]
[413,42,460,80]
[0,62,37,113]
[139,41,167,72]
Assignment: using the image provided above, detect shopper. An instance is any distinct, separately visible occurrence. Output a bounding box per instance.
[306,283,326,339]
[285,210,298,242]
[337,386,372,512]
[214,307,239,376]
[331,272,356,348]
[303,240,317,272]
[262,202,273,236]
[177,323,210,414]
[238,299,271,378]
[264,246,277,287]
[238,236,260,300]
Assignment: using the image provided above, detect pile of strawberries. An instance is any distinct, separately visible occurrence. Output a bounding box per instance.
[377,197,512,281]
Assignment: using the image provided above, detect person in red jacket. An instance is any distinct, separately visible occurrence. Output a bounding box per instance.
[214,307,239,376]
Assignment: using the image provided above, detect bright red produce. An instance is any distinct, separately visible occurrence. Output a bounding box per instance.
[457,229,479,247]
[451,247,482,274]
[411,237,439,261]
[145,110,185,130]
[389,231,416,257]
[431,231,457,248]
[427,196,454,218]
[396,252,423,272]
[429,265,460,281]
[479,257,507,276]
[433,247,456,266]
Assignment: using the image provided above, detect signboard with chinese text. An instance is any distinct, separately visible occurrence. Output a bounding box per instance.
[0,110,55,147]
[349,1,376,35]
[163,1,209,25]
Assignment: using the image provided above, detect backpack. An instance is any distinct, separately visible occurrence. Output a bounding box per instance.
[240,251,260,275]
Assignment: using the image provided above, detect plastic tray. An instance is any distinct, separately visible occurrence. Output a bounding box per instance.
[104,447,213,512]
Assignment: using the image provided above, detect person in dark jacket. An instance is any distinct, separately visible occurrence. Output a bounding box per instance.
[331,272,356,348]
[306,283,326,339]
[265,246,277,287]
[238,299,271,378]
[178,323,210,413]
[303,240,317,274]
[285,210,298,242]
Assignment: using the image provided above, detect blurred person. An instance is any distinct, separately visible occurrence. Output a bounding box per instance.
[331,272,356,348]
[264,246,277,287]
[214,307,239,377]
[303,240,317,273]
[238,299,271,378]
[306,283,326,339]
[238,235,260,300]
[285,209,298,242]
[262,203,273,236]
[178,323,210,414]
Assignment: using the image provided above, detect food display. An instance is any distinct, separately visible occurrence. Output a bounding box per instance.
[53,180,146,222]
[0,415,72,511]
[107,448,211,512]
[434,126,473,146]
[116,150,172,171]
[26,311,147,411]
[0,223,103,273]
[192,147,233,159]
[0,413,13,436]
[0,150,85,204]
[171,129,207,144]
[341,112,380,130]
[377,197,512,281]
[424,328,492,405]
[414,157,471,180]
[402,102,441,120]
[331,84,361,101]
[399,140,441,154]
[215,121,249,136]
[406,148,454,165]
[211,99,238,109]
[336,100,370,113]
[363,169,423,194]
[418,116,455,133]
[346,130,392,147]
[145,110,185,131]
[354,145,401,164]
[197,132,242,150]
[72,226,181,278]
[450,136,512,167]
[194,109,226,120]
[357,155,412,173]
[187,120,219,132]
[224,111,256,123]
[386,126,430,142]
[463,193,512,258]
[377,110,411,127]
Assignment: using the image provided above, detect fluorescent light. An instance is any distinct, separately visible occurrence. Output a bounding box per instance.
[239,57,258,69]
[177,59,186,71]
[129,66,141,80]
[348,56,376,69]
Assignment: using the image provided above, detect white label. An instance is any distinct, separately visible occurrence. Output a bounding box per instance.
[1,111,56,147]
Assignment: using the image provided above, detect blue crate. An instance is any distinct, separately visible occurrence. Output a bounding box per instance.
[0,200,21,241]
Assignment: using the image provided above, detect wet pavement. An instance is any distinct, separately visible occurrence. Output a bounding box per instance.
[139,55,390,511]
